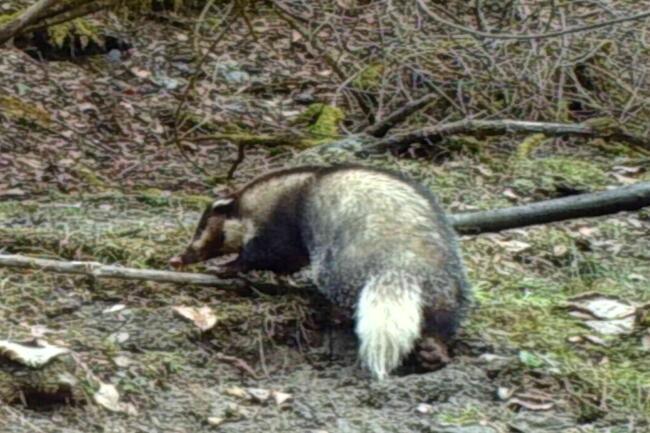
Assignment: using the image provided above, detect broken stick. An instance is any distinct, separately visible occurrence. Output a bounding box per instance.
[0,254,244,289]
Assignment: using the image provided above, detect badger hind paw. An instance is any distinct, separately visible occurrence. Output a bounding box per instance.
[416,336,451,371]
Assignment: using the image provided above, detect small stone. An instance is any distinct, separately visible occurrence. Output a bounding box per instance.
[416,403,434,414]
[497,386,513,400]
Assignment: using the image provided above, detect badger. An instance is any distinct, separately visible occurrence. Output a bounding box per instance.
[169,165,470,380]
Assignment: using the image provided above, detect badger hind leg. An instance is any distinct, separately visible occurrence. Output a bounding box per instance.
[355,273,423,380]
[416,308,459,370]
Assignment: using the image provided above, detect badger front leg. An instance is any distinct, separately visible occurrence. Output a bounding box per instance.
[208,255,251,278]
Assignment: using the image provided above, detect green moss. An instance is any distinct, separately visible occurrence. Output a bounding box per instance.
[48,18,103,49]
[0,11,19,26]
[436,404,487,425]
[511,157,608,196]
[352,63,384,91]
[516,133,547,159]
[73,163,105,188]
[0,95,51,126]
[445,135,483,155]
[296,103,344,139]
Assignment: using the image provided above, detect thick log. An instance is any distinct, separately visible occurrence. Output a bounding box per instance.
[451,182,650,234]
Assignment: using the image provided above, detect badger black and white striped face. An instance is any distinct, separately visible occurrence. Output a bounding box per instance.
[169,197,251,268]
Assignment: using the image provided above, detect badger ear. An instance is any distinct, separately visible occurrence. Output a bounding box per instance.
[211,197,235,213]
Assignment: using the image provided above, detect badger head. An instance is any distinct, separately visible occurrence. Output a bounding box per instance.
[169,197,247,269]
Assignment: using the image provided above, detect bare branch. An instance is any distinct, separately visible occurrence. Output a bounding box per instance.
[369,119,650,154]
[20,0,111,36]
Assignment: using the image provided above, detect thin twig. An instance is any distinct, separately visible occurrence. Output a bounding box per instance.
[416,0,650,41]
[227,141,246,180]
[364,93,438,137]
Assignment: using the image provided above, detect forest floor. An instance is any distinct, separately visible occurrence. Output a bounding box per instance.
[1,8,650,433]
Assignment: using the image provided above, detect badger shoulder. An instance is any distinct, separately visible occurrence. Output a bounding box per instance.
[234,165,324,220]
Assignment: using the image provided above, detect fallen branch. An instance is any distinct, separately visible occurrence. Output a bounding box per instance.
[0,254,244,289]
[450,181,650,234]
[369,119,650,154]
[295,119,650,161]
[0,0,62,45]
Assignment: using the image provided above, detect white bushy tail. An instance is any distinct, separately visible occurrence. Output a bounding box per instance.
[355,273,423,380]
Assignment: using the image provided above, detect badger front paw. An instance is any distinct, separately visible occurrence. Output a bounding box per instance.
[207,257,248,278]
[207,265,242,278]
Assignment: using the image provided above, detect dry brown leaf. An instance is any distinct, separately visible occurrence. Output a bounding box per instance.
[271,390,293,406]
[94,382,138,415]
[584,318,635,335]
[103,304,126,314]
[0,340,69,368]
[567,293,636,320]
[496,239,532,253]
[173,306,217,331]
[224,386,250,399]
[207,417,225,426]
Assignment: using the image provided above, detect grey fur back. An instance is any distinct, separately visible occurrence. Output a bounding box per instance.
[301,166,469,316]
